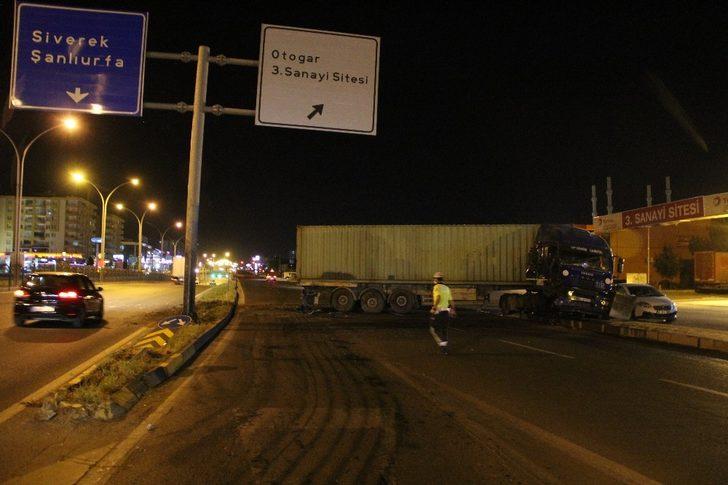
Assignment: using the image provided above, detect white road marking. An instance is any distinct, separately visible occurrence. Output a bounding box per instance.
[659,379,728,399]
[498,339,575,359]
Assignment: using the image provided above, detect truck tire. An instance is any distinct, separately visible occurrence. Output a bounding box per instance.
[360,288,385,314]
[388,289,415,314]
[331,288,356,313]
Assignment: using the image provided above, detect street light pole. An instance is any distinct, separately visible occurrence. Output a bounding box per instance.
[0,118,78,286]
[71,173,139,281]
[172,235,183,257]
[117,203,156,271]
[159,221,183,255]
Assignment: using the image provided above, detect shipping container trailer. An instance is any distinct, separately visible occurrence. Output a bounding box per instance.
[297,224,616,316]
[694,251,728,291]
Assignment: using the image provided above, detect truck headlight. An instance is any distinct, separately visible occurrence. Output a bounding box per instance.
[562,269,569,276]
[605,278,612,285]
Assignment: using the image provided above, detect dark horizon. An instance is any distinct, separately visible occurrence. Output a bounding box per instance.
[2,1,728,259]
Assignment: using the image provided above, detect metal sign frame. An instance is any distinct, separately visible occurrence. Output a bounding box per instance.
[10,2,148,116]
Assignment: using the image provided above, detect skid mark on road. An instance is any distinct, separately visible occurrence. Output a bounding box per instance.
[659,379,728,399]
[367,351,659,485]
[498,339,575,359]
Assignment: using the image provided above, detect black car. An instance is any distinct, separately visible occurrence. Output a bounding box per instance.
[14,272,104,327]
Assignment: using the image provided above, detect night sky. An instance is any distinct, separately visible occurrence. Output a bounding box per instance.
[2,2,728,259]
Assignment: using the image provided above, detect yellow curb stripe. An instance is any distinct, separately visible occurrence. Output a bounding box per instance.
[135,336,167,348]
[145,328,174,339]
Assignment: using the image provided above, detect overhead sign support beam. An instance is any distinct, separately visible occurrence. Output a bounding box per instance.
[143,49,258,318]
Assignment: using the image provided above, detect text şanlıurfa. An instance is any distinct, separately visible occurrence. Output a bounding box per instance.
[28,29,125,68]
[271,66,369,85]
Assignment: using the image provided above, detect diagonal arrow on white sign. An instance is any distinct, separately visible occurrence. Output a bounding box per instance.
[66,87,89,103]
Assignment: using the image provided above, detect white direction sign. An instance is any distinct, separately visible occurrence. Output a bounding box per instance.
[255,24,380,135]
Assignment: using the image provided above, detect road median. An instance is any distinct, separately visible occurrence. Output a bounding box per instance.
[559,318,728,356]
[38,281,240,421]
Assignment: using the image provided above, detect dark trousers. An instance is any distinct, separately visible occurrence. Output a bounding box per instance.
[431,310,449,345]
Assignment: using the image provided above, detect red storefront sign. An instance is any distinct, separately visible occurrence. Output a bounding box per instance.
[622,197,704,228]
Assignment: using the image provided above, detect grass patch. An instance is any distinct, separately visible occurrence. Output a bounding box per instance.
[59,282,238,412]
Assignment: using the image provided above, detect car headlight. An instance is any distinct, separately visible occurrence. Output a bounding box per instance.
[638,302,651,308]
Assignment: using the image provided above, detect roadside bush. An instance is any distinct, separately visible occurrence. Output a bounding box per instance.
[654,245,680,281]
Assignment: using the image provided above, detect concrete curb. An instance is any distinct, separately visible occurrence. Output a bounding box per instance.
[107,285,240,418]
[558,318,728,356]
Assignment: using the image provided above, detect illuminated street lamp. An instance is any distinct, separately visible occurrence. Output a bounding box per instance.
[156,220,183,255]
[70,172,139,280]
[116,202,157,271]
[0,116,78,285]
[224,251,231,258]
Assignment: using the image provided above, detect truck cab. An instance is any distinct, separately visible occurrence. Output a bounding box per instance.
[526,225,616,318]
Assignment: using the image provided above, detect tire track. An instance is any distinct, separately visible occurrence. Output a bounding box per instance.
[283,338,352,482]
[333,346,397,485]
[258,326,334,482]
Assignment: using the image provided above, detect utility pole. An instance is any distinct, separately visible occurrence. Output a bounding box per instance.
[665,176,672,203]
[606,176,613,214]
[646,185,652,285]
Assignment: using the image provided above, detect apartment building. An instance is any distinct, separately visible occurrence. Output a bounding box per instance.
[0,196,124,258]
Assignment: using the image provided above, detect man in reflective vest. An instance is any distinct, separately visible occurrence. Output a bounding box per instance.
[430,272,456,355]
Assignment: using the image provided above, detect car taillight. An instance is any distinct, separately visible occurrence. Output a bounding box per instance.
[59,290,79,299]
[14,289,29,298]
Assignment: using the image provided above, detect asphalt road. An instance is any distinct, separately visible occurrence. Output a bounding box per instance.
[669,297,728,331]
[0,281,184,411]
[0,280,726,483]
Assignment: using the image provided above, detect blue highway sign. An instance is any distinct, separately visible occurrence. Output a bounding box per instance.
[10,3,148,116]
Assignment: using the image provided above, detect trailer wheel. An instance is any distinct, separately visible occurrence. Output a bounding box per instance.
[388,289,415,314]
[331,288,356,313]
[360,289,385,314]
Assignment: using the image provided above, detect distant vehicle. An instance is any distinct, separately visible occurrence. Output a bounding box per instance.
[283,271,299,281]
[171,257,185,284]
[616,283,677,322]
[266,270,277,282]
[170,257,199,285]
[14,272,104,327]
[694,251,728,292]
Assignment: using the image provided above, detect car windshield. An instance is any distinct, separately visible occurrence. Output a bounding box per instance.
[26,274,76,289]
[560,249,611,272]
[626,285,664,297]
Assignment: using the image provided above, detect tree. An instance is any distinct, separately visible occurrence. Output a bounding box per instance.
[654,245,680,279]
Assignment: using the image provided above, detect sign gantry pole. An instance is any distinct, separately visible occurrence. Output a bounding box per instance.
[143,49,258,318]
[182,45,209,318]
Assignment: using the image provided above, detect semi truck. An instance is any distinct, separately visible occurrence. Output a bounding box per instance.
[297,224,620,318]
[694,251,728,291]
